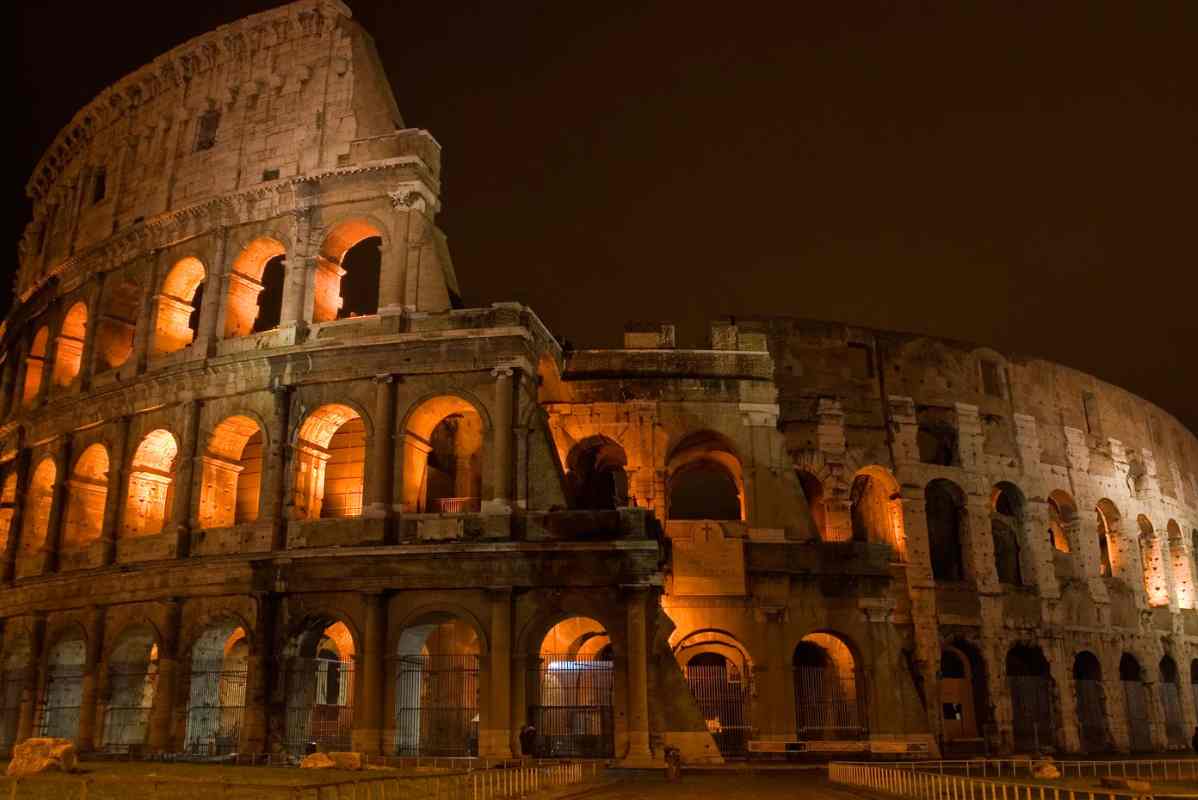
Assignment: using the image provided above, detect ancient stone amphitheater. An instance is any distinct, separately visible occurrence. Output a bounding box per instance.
[1,0,1195,765]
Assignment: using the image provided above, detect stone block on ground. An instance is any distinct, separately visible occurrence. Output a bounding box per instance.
[1032,760,1060,779]
[328,752,364,770]
[6,738,78,776]
[1100,777,1152,793]
[300,752,336,769]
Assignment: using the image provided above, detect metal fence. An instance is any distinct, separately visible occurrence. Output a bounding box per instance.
[102,662,158,751]
[794,665,865,739]
[283,656,355,756]
[531,654,614,758]
[184,660,248,756]
[37,664,84,740]
[394,654,480,756]
[685,663,753,757]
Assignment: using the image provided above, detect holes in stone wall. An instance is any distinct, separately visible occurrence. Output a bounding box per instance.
[224,239,285,339]
[154,258,206,356]
[124,429,178,538]
[199,416,264,529]
[22,327,49,405]
[294,405,364,520]
[63,443,109,550]
[52,302,88,387]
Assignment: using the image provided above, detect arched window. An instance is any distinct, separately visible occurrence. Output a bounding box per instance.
[925,479,966,582]
[223,238,286,338]
[294,405,365,519]
[1047,490,1076,553]
[531,616,614,758]
[796,470,826,539]
[1005,645,1054,751]
[198,416,264,529]
[103,626,159,750]
[401,396,485,513]
[395,614,482,756]
[281,618,356,755]
[63,444,108,550]
[52,303,88,387]
[1138,515,1168,606]
[124,430,178,537]
[21,458,57,555]
[849,466,905,557]
[667,432,743,521]
[991,483,1025,586]
[567,436,628,510]
[1120,653,1151,751]
[22,327,50,405]
[1073,651,1109,752]
[184,621,248,756]
[1159,655,1186,747]
[793,632,864,739]
[153,257,206,356]
[315,220,383,322]
[1095,500,1119,577]
[94,279,140,372]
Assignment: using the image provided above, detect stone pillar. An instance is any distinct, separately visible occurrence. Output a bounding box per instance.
[365,375,396,527]
[267,385,291,551]
[134,258,162,374]
[761,608,793,741]
[101,415,131,566]
[484,588,513,757]
[1,438,30,583]
[43,436,73,574]
[240,592,277,754]
[76,605,106,752]
[171,400,202,558]
[148,598,182,752]
[485,367,514,512]
[78,275,104,392]
[194,228,226,358]
[281,202,315,336]
[0,360,14,420]
[624,587,653,764]
[16,613,47,743]
[353,592,387,755]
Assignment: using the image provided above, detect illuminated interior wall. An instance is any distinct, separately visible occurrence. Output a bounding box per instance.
[1096,499,1120,577]
[849,466,906,558]
[198,416,262,529]
[401,396,485,513]
[1139,515,1170,607]
[22,327,49,405]
[666,432,744,521]
[63,443,109,549]
[314,220,383,323]
[153,257,205,356]
[539,617,609,659]
[795,470,827,539]
[224,238,285,338]
[1168,520,1194,609]
[0,473,17,555]
[124,429,178,538]
[52,303,88,387]
[21,458,56,554]
[293,405,363,520]
[1047,490,1077,553]
[94,279,139,371]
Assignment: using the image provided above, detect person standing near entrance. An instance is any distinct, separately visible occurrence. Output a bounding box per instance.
[520,723,537,757]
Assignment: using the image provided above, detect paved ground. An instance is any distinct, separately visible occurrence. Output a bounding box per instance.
[589,771,857,800]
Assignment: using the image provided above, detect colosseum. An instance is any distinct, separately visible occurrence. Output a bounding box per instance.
[1,0,1195,767]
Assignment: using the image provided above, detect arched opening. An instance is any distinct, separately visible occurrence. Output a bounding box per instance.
[184,621,248,756]
[1047,491,1076,554]
[674,631,754,758]
[402,396,484,514]
[917,418,957,466]
[796,470,826,539]
[198,416,264,529]
[925,479,967,582]
[566,436,628,511]
[394,614,481,756]
[1120,653,1152,751]
[1159,655,1185,748]
[991,483,1025,586]
[294,405,365,520]
[1167,521,1194,609]
[282,618,355,756]
[52,302,87,386]
[101,626,159,751]
[1138,515,1168,606]
[1072,651,1109,752]
[124,430,178,538]
[315,221,383,322]
[223,238,286,338]
[666,432,743,521]
[21,458,57,558]
[153,257,206,356]
[793,632,865,740]
[939,640,989,754]
[38,634,85,741]
[1096,500,1119,578]
[22,326,49,405]
[1005,645,1053,752]
[94,279,139,372]
[850,466,905,558]
[63,443,109,551]
[0,636,31,753]
[0,474,14,562]
[530,617,614,758]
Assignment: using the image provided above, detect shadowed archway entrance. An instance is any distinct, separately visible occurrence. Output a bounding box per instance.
[530,617,614,758]
[393,614,481,756]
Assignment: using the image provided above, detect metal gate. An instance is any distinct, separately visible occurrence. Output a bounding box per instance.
[1123,680,1153,751]
[38,665,84,740]
[0,670,24,753]
[1074,679,1109,752]
[1159,681,1186,748]
[394,654,479,756]
[1008,675,1053,752]
[794,665,865,739]
[685,663,752,757]
[102,663,157,751]
[184,660,248,756]
[283,657,354,756]
[531,654,614,758]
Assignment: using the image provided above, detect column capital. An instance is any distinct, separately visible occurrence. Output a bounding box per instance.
[491,366,515,379]
[372,373,395,385]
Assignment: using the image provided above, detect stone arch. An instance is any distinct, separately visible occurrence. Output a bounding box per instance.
[991,482,1027,586]
[940,642,985,747]
[94,278,140,372]
[796,469,827,540]
[528,615,615,757]
[672,629,755,675]
[224,237,286,338]
[401,394,488,513]
[1160,654,1186,747]
[21,457,57,556]
[925,478,967,582]
[1095,499,1121,578]
[198,415,265,529]
[22,326,50,405]
[124,429,179,538]
[315,218,386,322]
[566,435,628,511]
[793,630,866,740]
[63,443,109,550]
[666,430,744,521]
[154,257,206,356]
[52,302,88,386]
[39,627,86,740]
[674,628,755,757]
[293,404,367,520]
[183,617,249,756]
[1047,490,1077,553]
[1138,514,1169,606]
[102,622,160,750]
[1120,652,1153,751]
[1166,520,1195,609]
[1005,644,1055,752]
[280,614,358,756]
[850,465,905,558]
[1073,650,1110,752]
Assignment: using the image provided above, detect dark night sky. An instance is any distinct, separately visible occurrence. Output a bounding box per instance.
[8,2,1197,432]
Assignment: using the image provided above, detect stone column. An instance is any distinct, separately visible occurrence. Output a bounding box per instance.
[485,367,514,512]
[366,375,396,527]
[624,587,653,764]
[267,385,291,551]
[352,592,387,755]
[43,435,73,574]
[193,228,226,358]
[484,588,513,757]
[76,605,106,752]
[78,274,104,392]
[761,607,792,741]
[171,400,202,558]
[281,202,315,336]
[16,613,47,743]
[100,415,131,566]
[134,257,163,374]
[240,592,277,754]
[147,598,182,752]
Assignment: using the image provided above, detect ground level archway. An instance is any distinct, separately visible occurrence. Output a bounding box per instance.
[1005,645,1053,753]
[793,632,866,740]
[183,620,248,756]
[1073,651,1110,753]
[282,618,356,756]
[1121,654,1152,752]
[530,616,614,758]
[393,613,481,756]
[674,630,754,758]
[39,634,86,741]
[101,626,159,752]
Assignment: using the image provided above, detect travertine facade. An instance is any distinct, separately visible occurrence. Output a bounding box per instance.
[1,0,1195,763]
